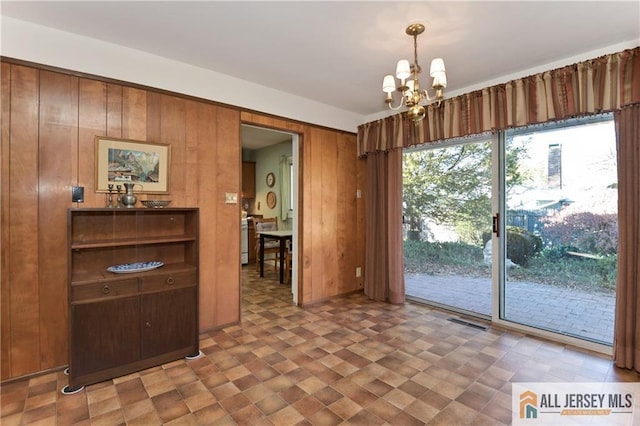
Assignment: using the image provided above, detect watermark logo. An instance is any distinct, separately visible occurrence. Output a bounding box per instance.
[519,390,538,419]
[512,383,640,425]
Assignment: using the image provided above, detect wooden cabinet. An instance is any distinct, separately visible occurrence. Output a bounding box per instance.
[242,161,256,199]
[66,208,199,391]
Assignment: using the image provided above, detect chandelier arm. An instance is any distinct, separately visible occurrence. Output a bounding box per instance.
[420,89,434,103]
[386,95,406,111]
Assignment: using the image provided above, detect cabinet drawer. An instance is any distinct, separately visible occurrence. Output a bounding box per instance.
[140,271,196,292]
[72,279,139,302]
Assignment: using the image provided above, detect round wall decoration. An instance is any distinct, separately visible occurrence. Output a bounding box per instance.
[266,191,277,209]
[266,172,276,187]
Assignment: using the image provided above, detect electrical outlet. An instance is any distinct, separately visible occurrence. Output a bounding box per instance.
[356,267,361,277]
[356,189,362,198]
[225,192,238,204]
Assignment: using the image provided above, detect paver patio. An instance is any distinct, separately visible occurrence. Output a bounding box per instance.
[405,273,615,344]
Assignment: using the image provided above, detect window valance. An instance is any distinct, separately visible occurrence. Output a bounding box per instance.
[358,47,640,157]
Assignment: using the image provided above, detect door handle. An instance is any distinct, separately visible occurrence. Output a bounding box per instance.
[492,213,500,237]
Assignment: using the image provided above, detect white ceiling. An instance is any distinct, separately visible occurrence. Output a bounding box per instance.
[2,1,639,143]
[242,124,292,150]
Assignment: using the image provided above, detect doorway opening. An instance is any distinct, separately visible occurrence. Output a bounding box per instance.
[241,124,300,305]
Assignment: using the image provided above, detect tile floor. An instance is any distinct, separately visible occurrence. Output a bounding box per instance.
[1,266,638,425]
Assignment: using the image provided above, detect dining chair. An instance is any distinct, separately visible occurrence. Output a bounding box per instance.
[254,217,280,272]
[284,242,293,285]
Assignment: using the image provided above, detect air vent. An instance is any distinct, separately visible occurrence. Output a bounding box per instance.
[448,317,488,331]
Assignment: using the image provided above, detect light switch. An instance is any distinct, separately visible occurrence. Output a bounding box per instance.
[225,192,238,204]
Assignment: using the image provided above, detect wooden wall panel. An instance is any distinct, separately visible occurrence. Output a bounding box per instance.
[319,129,338,298]
[187,102,218,330]
[184,102,200,208]
[1,61,362,381]
[1,62,12,378]
[78,79,107,207]
[308,128,326,303]
[356,151,367,290]
[38,71,78,368]
[122,87,147,141]
[8,65,40,377]
[106,84,122,138]
[239,112,305,134]
[336,132,358,294]
[161,95,187,205]
[146,92,162,145]
[214,107,241,326]
[301,129,313,304]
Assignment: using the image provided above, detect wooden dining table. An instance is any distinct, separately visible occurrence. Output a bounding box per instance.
[258,229,293,283]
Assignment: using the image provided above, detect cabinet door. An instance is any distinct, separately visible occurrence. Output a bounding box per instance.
[70,296,140,380]
[242,161,256,198]
[141,287,197,359]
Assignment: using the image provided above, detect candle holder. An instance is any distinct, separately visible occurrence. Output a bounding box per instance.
[116,185,122,208]
[107,184,115,208]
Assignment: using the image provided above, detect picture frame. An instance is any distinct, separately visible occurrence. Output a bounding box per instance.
[95,136,171,193]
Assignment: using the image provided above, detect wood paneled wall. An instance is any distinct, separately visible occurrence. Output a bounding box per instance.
[1,62,365,381]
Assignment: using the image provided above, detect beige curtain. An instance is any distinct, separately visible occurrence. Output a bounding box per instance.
[364,149,404,304]
[613,104,640,373]
[358,47,640,156]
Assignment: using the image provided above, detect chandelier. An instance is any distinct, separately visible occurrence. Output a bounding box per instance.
[382,23,447,122]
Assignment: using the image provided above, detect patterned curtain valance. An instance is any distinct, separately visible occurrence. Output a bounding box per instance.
[357,46,640,156]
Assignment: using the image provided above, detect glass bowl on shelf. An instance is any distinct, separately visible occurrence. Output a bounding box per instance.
[140,200,171,208]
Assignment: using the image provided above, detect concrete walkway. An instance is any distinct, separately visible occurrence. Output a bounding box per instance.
[405,273,615,344]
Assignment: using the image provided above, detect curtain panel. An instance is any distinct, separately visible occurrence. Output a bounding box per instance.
[363,149,405,304]
[613,104,640,373]
[358,47,640,155]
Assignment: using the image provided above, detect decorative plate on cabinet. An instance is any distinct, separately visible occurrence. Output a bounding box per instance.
[107,261,164,274]
[266,191,277,209]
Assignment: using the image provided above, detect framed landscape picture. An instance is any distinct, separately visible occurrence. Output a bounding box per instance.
[95,136,171,193]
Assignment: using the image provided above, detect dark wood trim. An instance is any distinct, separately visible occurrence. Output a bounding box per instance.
[0,365,67,386]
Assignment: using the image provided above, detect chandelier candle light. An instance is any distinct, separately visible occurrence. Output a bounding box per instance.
[382,23,447,122]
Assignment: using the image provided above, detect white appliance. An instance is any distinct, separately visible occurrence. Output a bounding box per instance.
[241,218,248,265]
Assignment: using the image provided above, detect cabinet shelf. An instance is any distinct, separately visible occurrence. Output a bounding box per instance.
[71,235,196,249]
[67,208,199,391]
[71,262,196,285]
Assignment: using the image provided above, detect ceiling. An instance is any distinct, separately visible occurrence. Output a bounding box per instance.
[241,125,292,150]
[2,1,639,145]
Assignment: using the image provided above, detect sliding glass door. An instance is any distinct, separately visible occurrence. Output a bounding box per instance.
[502,116,617,344]
[403,138,493,318]
[404,114,617,346]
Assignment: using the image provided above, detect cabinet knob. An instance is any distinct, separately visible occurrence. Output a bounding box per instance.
[145,322,151,328]
[166,277,175,285]
[101,285,110,294]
